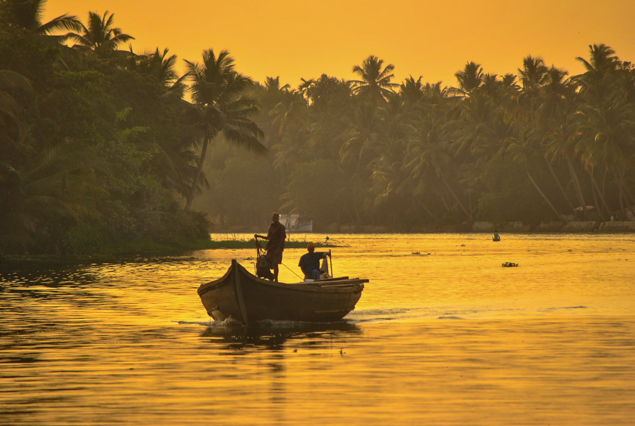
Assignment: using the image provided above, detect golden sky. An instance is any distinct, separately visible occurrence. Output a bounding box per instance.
[44,0,635,88]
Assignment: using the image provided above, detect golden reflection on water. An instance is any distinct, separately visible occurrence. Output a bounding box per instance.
[1,233,634,425]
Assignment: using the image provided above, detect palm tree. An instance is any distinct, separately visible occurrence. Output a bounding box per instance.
[130,47,187,99]
[516,56,549,124]
[182,49,267,210]
[506,127,563,220]
[0,70,33,140]
[518,56,548,91]
[406,116,472,222]
[0,0,82,38]
[546,123,592,218]
[264,76,290,93]
[399,75,424,106]
[575,96,635,209]
[0,126,103,253]
[350,55,398,104]
[572,44,635,211]
[134,48,178,85]
[339,102,382,174]
[575,44,620,84]
[453,62,483,95]
[535,66,573,123]
[67,11,134,57]
[269,86,307,136]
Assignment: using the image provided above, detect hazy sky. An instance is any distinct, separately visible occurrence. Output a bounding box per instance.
[44,0,635,88]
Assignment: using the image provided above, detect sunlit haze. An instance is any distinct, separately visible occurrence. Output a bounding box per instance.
[44,0,635,88]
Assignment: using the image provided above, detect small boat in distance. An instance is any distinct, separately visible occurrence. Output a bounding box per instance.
[197,260,366,324]
[280,213,313,232]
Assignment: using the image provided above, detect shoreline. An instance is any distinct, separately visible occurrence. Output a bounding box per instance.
[212,220,635,234]
[1,225,631,267]
[0,239,335,268]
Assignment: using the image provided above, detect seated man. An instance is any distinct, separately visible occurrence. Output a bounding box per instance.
[298,243,330,280]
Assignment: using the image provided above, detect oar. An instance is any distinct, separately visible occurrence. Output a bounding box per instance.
[329,249,333,277]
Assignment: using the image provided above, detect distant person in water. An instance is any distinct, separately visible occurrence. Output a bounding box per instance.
[299,243,330,280]
[493,230,500,241]
[255,213,286,281]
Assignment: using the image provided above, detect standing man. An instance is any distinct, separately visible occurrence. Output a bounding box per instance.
[255,213,286,282]
[299,243,330,280]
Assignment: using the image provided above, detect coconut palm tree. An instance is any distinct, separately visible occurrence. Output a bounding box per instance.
[269,87,307,136]
[67,10,134,57]
[0,70,32,141]
[546,122,592,218]
[0,126,103,253]
[339,102,383,174]
[506,126,563,220]
[575,44,620,84]
[0,0,82,39]
[405,116,472,222]
[182,49,267,210]
[453,62,483,95]
[571,44,635,211]
[518,56,548,90]
[134,48,179,85]
[574,96,635,209]
[399,75,424,106]
[350,55,398,104]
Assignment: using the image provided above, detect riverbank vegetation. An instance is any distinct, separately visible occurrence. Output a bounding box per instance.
[1,1,634,256]
[201,51,635,232]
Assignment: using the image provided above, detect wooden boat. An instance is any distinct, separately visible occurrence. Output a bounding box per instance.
[198,260,366,324]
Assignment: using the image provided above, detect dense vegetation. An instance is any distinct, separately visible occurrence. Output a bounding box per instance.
[202,52,635,232]
[1,1,634,257]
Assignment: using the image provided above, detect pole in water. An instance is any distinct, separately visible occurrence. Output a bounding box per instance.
[329,249,333,277]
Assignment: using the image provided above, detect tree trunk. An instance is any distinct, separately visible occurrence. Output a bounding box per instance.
[612,168,626,210]
[545,157,575,213]
[343,206,355,223]
[439,191,452,213]
[417,200,439,222]
[439,172,471,222]
[566,157,588,219]
[619,166,635,206]
[588,169,606,221]
[526,163,563,221]
[184,136,210,211]
[353,204,362,223]
[602,167,607,198]
[589,169,611,218]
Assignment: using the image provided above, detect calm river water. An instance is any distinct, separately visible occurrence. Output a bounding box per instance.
[1,233,634,425]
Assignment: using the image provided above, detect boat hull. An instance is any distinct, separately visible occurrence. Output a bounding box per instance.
[198,260,365,324]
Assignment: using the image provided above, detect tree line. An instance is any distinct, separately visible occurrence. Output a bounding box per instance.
[197,50,635,231]
[1,1,634,257]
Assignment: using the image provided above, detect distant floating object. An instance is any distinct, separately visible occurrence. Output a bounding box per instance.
[502,262,519,267]
[280,213,313,232]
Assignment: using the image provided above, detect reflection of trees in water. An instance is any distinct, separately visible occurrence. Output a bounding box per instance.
[0,266,101,315]
[0,266,98,288]
[200,320,362,350]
